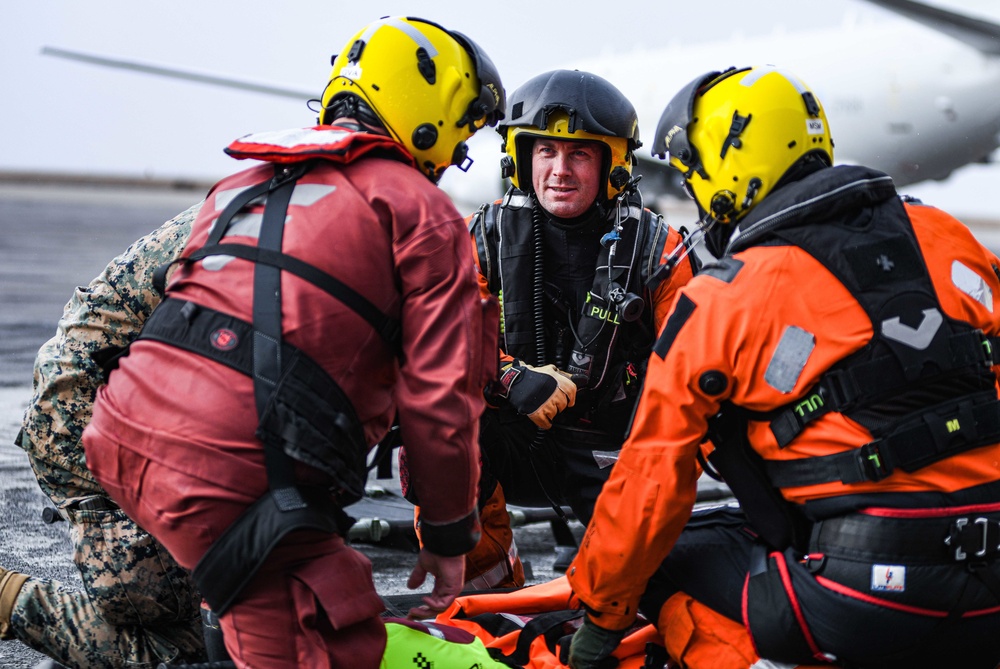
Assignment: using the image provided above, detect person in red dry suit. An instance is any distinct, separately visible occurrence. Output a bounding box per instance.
[82,16,507,668]
[567,66,1000,669]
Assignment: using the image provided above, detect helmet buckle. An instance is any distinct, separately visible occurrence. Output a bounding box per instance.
[416,47,436,84]
[720,111,752,159]
[347,39,365,62]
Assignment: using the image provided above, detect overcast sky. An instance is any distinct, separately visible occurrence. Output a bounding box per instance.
[3,1,998,219]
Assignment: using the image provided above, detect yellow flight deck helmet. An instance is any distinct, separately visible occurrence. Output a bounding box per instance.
[652,66,833,223]
[499,70,641,202]
[319,16,505,183]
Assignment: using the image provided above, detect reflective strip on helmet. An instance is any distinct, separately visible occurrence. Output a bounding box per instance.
[739,65,808,94]
[358,17,437,58]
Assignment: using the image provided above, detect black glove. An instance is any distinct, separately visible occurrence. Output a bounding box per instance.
[567,616,626,669]
[497,361,577,429]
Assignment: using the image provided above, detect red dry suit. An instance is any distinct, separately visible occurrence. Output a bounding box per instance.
[83,125,495,669]
[568,165,1000,668]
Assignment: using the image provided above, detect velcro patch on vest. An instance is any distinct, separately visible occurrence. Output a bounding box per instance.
[764,325,816,394]
[653,294,696,360]
[699,257,744,284]
[843,236,923,290]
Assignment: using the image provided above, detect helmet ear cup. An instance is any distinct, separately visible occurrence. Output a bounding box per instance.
[500,155,515,179]
[412,124,438,150]
[609,166,631,191]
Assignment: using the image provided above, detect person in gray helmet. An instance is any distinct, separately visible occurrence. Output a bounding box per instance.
[405,69,699,591]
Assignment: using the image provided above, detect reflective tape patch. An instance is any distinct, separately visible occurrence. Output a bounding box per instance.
[764,325,815,394]
[202,255,235,271]
[215,185,264,212]
[592,450,620,470]
[952,260,994,312]
[226,213,263,239]
[882,308,943,350]
[871,564,906,592]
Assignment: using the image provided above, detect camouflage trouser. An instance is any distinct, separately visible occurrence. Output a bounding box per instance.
[12,454,205,669]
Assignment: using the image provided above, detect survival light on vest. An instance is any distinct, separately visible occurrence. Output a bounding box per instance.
[608,281,643,322]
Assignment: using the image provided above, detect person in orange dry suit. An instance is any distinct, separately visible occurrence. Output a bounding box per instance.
[566,66,1000,669]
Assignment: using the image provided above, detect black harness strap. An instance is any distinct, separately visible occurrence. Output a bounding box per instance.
[766,391,1000,487]
[151,176,275,296]
[171,163,374,614]
[253,166,301,506]
[185,244,401,356]
[767,330,999,449]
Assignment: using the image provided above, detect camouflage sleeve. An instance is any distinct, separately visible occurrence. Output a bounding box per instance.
[19,202,202,498]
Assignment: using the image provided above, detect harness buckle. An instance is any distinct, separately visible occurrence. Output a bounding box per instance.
[980,332,996,368]
[823,369,859,409]
[944,516,1000,561]
[857,441,891,482]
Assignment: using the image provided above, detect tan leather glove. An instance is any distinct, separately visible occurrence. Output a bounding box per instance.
[501,361,577,430]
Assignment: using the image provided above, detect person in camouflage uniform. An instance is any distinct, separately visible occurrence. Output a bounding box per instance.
[0,203,207,668]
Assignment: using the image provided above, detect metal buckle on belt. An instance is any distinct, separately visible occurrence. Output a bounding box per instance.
[857,441,891,482]
[944,516,1000,561]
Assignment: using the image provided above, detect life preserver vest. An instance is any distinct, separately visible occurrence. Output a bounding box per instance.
[470,189,670,420]
[703,169,1000,551]
[136,126,413,614]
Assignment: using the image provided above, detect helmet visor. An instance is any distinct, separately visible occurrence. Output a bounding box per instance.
[451,31,506,130]
[652,71,723,176]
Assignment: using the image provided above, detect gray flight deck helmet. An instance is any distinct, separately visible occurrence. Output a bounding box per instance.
[498,69,641,202]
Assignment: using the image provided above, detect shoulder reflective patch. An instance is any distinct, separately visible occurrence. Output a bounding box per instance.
[592,450,619,470]
[764,325,816,394]
[225,213,263,239]
[952,260,994,312]
[699,257,744,283]
[882,307,942,350]
[202,255,236,272]
[289,183,336,207]
[653,294,696,359]
[215,186,263,212]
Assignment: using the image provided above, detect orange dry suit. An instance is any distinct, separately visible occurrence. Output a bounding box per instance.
[568,165,1000,669]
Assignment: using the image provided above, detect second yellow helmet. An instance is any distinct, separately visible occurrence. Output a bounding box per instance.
[320,16,505,183]
[653,66,833,222]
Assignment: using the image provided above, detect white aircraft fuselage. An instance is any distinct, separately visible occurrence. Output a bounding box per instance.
[569,6,1000,190]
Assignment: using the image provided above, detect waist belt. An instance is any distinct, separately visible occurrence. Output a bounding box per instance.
[811,509,1000,564]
